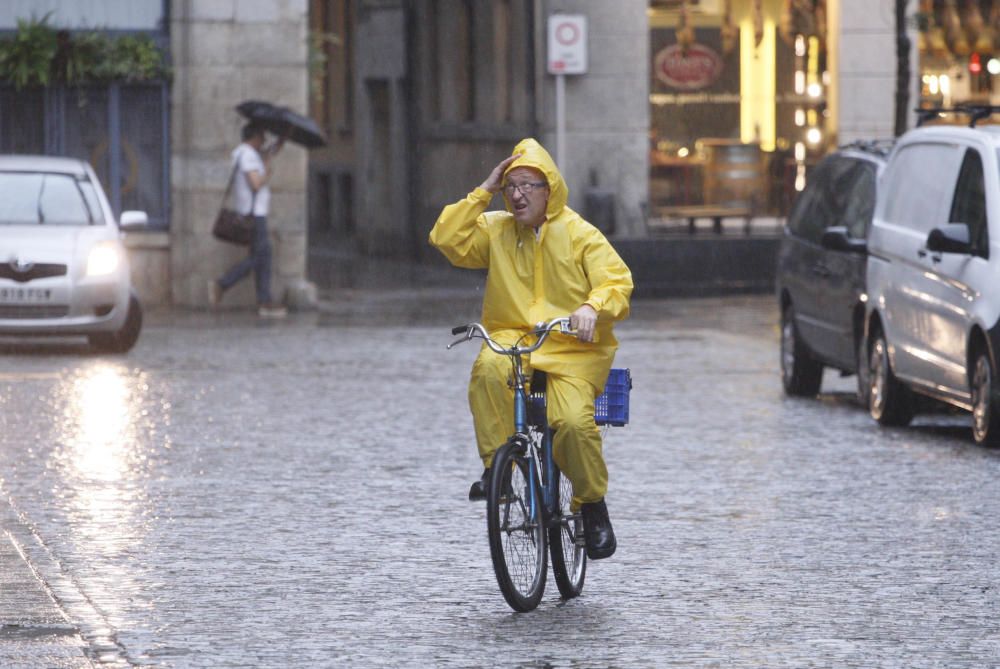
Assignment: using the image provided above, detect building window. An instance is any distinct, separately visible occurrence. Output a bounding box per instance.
[0,82,169,228]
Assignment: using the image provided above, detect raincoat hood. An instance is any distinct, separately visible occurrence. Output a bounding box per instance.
[503,138,567,221]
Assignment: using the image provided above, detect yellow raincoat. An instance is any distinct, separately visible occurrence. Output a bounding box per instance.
[430,138,633,507]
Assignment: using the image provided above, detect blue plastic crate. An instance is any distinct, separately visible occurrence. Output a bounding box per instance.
[595,368,631,426]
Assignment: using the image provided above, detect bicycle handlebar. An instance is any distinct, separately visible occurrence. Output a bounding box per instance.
[447,317,574,355]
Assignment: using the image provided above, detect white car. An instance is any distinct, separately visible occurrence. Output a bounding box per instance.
[0,155,145,352]
[866,114,1000,444]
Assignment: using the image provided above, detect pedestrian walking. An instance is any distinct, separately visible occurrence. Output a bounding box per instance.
[429,138,633,559]
[209,121,287,318]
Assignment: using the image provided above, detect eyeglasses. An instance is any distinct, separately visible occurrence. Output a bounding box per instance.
[502,181,548,197]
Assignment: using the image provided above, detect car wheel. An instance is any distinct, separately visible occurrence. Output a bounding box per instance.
[868,330,913,426]
[970,350,1000,446]
[856,334,871,408]
[89,295,142,354]
[780,305,823,397]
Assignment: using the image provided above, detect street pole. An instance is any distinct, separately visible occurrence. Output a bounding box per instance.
[556,73,566,169]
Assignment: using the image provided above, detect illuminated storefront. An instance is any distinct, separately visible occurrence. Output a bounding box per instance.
[917,0,1000,110]
[649,0,832,217]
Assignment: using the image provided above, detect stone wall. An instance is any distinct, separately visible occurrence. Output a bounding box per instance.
[540,0,650,238]
[169,0,311,308]
[832,0,917,144]
[124,232,172,306]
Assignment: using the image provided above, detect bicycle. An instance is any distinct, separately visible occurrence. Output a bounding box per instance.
[448,317,631,612]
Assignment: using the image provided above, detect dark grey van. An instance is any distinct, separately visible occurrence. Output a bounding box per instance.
[776,142,890,401]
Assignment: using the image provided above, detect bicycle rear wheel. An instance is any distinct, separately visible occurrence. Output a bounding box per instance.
[487,440,547,612]
[548,465,586,599]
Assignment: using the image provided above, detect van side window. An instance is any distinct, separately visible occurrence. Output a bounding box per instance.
[882,143,965,234]
[840,162,876,239]
[788,156,858,245]
[949,149,989,258]
[787,159,829,244]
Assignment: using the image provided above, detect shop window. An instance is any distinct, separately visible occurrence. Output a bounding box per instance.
[918,0,999,109]
[648,1,829,218]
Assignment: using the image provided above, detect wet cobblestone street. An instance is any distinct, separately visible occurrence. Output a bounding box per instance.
[3,292,1000,667]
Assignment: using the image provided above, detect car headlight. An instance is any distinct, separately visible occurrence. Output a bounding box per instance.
[86,243,121,277]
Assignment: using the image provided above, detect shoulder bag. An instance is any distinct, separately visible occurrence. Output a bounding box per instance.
[212,159,256,246]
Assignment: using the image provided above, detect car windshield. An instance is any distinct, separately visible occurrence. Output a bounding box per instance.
[0,171,104,226]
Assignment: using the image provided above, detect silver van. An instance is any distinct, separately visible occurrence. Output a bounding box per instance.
[865,118,1000,444]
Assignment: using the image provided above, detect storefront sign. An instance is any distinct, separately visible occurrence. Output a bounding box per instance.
[654,43,724,90]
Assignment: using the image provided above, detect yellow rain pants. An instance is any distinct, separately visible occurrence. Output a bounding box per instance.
[469,330,607,510]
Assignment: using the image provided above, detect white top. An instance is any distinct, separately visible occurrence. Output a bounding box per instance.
[231,143,270,217]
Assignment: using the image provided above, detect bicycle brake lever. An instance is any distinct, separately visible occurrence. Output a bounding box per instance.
[447,332,475,349]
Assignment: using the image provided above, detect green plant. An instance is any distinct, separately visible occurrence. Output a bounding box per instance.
[102,35,169,82]
[57,30,109,84]
[0,13,169,89]
[308,30,341,103]
[0,14,58,88]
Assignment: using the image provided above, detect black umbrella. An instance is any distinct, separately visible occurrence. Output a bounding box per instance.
[235,100,327,148]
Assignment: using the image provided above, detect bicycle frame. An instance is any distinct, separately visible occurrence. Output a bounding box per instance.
[449,316,590,610]
[449,317,571,523]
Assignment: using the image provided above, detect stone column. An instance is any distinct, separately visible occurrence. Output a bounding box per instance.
[831,0,917,143]
[539,0,649,238]
[170,0,314,308]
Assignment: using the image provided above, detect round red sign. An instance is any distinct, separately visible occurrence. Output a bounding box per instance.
[654,43,724,90]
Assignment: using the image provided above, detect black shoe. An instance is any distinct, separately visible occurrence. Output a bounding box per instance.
[581,498,617,560]
[468,468,490,501]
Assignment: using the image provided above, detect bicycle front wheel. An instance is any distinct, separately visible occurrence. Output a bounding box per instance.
[487,440,547,612]
[548,465,586,599]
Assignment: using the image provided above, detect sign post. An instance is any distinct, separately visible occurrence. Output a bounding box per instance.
[547,14,587,170]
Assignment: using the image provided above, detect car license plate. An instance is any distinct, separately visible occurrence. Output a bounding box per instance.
[0,287,52,303]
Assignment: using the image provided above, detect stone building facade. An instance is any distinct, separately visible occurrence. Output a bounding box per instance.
[1,1,917,306]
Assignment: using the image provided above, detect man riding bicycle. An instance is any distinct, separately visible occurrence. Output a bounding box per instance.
[429,138,633,560]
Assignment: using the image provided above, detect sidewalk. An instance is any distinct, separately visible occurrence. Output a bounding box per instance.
[0,500,94,668]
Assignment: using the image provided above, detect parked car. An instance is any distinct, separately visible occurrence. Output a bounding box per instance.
[0,155,145,352]
[777,140,890,402]
[866,115,1000,444]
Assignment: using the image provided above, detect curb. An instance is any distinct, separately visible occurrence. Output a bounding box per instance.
[1,495,129,667]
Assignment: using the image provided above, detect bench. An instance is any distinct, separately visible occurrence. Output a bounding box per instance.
[650,205,753,235]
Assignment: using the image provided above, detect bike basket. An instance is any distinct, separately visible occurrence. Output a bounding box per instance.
[595,368,631,427]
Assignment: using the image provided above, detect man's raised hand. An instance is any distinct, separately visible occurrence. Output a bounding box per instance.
[479,154,521,194]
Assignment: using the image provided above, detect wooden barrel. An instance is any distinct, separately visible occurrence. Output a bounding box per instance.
[697,139,764,211]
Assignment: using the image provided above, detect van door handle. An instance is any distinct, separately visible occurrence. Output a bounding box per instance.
[917,249,928,258]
